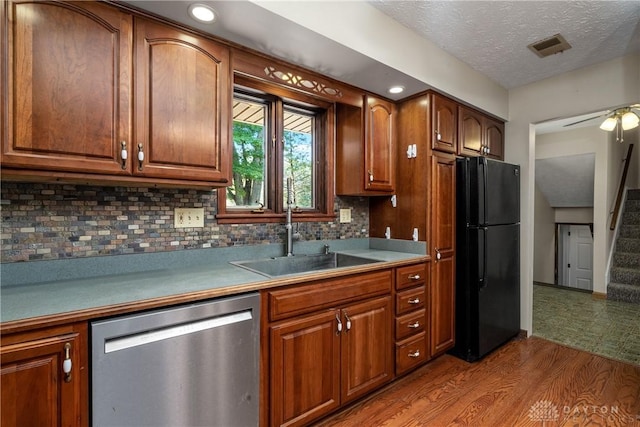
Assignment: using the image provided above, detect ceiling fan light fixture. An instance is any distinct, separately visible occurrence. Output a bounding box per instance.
[621,111,639,130]
[599,117,617,131]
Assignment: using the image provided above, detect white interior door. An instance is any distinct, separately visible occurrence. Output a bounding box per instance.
[568,225,593,290]
[559,224,593,290]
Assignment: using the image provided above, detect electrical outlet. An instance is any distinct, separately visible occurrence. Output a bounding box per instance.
[339,208,352,223]
[174,208,204,228]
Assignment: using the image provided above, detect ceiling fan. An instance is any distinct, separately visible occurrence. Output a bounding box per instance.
[563,104,640,142]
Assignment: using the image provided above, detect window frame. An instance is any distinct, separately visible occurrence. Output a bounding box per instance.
[216,75,335,224]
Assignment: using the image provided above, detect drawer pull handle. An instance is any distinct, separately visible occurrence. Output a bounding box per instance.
[408,298,421,304]
[408,321,420,329]
[408,274,421,280]
[344,312,352,331]
[408,350,421,358]
[336,313,342,334]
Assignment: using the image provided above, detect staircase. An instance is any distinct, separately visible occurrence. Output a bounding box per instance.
[608,189,640,304]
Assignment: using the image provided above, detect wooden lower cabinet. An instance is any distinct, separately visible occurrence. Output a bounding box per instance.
[270,310,341,427]
[265,272,393,427]
[431,255,456,356]
[393,263,430,376]
[269,296,392,427]
[0,323,88,427]
[341,297,393,404]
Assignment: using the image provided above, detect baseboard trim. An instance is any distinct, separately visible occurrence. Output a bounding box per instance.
[592,292,607,300]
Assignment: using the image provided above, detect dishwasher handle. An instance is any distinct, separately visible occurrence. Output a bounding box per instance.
[104,310,253,354]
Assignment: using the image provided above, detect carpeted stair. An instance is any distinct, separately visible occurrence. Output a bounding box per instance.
[608,189,640,304]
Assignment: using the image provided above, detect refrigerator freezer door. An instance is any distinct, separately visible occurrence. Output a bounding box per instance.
[474,158,520,226]
[477,223,520,358]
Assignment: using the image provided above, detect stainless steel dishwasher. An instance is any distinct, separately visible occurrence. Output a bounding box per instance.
[91,292,259,427]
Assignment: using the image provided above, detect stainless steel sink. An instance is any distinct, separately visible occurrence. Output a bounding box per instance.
[230,252,381,277]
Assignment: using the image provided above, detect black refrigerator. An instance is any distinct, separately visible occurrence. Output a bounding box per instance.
[452,157,520,362]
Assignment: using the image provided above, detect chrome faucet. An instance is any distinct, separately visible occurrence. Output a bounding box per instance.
[285,178,293,257]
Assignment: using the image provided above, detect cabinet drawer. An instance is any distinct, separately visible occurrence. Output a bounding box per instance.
[395,332,427,376]
[395,286,426,315]
[395,309,426,341]
[267,270,392,321]
[395,263,426,290]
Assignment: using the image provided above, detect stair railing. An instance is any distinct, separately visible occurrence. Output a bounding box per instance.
[610,144,634,230]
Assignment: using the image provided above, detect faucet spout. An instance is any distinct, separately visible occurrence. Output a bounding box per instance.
[286,178,293,257]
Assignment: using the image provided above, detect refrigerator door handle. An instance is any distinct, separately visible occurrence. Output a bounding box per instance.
[479,227,488,290]
[481,157,488,225]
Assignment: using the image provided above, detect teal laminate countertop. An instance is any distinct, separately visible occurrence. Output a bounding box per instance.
[1,239,427,329]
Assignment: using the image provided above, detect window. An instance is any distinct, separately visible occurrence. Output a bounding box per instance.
[216,76,334,223]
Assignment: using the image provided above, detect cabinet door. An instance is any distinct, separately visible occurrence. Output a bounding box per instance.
[2,1,132,174]
[134,18,231,182]
[430,93,457,153]
[270,310,341,427]
[457,106,483,157]
[484,117,504,160]
[1,325,87,427]
[341,296,393,404]
[431,152,456,356]
[364,96,395,192]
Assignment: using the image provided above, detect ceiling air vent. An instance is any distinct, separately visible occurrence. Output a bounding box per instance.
[527,33,571,58]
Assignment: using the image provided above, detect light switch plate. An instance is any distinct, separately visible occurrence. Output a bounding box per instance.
[174,208,204,228]
[339,208,352,223]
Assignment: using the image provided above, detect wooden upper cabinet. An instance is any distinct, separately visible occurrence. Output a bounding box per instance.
[484,117,504,160]
[1,323,88,427]
[2,2,232,186]
[457,107,483,157]
[364,95,395,192]
[336,94,395,195]
[430,93,457,153]
[134,18,231,182]
[2,1,132,175]
[458,106,505,160]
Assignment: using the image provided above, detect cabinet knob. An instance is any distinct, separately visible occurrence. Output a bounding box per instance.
[408,350,421,358]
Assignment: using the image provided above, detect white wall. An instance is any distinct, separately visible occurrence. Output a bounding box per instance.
[533,186,555,284]
[555,208,594,224]
[507,53,640,335]
[251,0,509,119]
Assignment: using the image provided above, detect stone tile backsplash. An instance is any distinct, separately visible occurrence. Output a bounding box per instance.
[1,183,369,263]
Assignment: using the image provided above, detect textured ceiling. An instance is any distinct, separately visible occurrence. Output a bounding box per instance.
[368,0,640,89]
[123,1,640,96]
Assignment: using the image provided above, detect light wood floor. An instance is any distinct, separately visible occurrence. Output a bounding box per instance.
[314,337,640,427]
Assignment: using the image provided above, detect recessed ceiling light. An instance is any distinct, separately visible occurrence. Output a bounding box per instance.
[189,3,216,23]
[388,86,404,94]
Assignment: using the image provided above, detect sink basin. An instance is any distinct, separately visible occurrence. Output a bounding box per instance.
[230,252,381,277]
